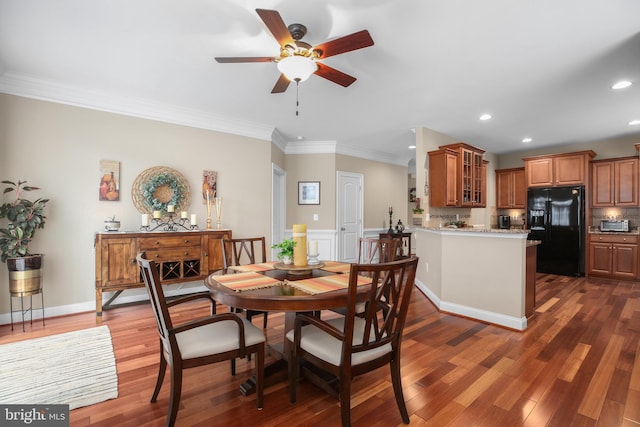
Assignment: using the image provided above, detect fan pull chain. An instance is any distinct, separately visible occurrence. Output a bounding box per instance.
[295,79,300,116]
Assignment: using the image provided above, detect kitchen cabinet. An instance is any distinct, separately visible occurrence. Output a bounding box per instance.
[496,167,525,209]
[94,229,231,321]
[591,157,639,207]
[428,142,486,207]
[428,147,458,207]
[588,233,638,280]
[524,151,596,188]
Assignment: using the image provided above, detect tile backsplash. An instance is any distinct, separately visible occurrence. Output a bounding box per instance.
[591,207,640,229]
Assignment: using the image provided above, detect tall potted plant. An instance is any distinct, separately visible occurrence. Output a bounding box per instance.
[0,180,49,295]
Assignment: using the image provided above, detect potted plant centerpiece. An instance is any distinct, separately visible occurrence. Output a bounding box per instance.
[0,180,49,296]
[271,239,296,265]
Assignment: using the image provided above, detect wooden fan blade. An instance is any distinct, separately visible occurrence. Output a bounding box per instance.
[256,9,294,47]
[314,62,357,87]
[215,57,274,63]
[313,30,374,59]
[271,74,291,93]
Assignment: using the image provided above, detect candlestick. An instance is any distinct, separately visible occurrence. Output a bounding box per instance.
[167,205,175,213]
[181,211,188,219]
[141,214,149,226]
[307,239,319,265]
[153,210,161,219]
[191,214,197,225]
[214,197,223,229]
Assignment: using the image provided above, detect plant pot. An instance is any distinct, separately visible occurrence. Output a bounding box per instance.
[281,256,293,265]
[7,254,43,296]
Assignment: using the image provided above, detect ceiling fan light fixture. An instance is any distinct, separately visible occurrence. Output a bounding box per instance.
[277,56,318,82]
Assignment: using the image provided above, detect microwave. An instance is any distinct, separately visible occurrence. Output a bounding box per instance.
[600,219,629,232]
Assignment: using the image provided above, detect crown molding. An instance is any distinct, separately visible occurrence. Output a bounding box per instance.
[284,140,337,154]
[336,144,409,167]
[0,73,275,142]
[0,72,410,167]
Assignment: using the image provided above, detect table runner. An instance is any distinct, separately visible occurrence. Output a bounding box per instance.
[214,272,282,292]
[320,261,352,274]
[286,274,372,295]
[228,262,277,273]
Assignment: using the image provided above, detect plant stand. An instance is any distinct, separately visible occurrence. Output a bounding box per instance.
[10,288,45,332]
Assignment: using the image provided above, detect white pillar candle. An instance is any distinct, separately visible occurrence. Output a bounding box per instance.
[141,214,149,226]
[309,239,318,255]
[167,205,175,213]
[153,210,161,219]
[190,214,197,224]
[181,211,188,219]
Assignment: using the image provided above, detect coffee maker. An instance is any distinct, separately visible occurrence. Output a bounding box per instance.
[498,215,511,229]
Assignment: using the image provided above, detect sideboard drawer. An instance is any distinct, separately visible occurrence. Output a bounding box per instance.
[144,247,202,261]
[138,235,201,249]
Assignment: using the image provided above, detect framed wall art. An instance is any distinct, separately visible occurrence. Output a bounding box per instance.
[99,160,120,201]
[202,170,217,202]
[298,181,320,205]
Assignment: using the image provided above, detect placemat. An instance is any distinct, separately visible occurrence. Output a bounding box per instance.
[320,261,352,273]
[214,272,281,292]
[228,262,277,273]
[287,274,372,295]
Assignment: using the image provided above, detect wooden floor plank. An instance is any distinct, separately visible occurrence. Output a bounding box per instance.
[1,275,639,426]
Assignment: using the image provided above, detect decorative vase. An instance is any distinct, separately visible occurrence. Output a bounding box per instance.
[7,254,43,296]
[282,256,293,265]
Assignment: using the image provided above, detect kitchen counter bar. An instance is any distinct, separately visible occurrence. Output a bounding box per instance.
[413,227,535,330]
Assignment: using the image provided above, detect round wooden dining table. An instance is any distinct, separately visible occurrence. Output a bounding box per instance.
[205,266,369,396]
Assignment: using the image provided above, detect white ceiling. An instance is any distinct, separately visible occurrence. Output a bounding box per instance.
[1,0,639,166]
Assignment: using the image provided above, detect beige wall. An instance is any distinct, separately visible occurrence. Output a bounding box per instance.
[285,153,336,229]
[0,94,272,315]
[0,94,413,320]
[336,154,408,229]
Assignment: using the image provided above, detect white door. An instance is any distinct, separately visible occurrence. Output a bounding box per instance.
[337,171,363,262]
[271,163,286,260]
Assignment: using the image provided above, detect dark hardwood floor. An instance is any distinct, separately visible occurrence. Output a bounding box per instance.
[1,273,639,426]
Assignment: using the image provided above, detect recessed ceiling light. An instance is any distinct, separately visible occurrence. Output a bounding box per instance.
[522,137,533,143]
[408,145,416,149]
[612,80,632,90]
[479,113,492,121]
[629,119,640,126]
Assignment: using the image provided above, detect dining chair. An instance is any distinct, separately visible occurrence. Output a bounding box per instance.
[357,237,399,264]
[136,253,265,427]
[222,237,270,328]
[287,256,419,426]
[328,237,400,318]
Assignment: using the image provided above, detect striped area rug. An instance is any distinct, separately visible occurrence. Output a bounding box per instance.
[0,325,118,410]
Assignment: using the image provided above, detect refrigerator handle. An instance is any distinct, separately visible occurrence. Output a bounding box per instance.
[545,200,552,241]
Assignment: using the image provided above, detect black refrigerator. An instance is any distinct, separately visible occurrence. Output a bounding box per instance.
[527,186,585,276]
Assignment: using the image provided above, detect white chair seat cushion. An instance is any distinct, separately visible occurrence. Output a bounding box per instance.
[286,317,391,366]
[176,317,265,359]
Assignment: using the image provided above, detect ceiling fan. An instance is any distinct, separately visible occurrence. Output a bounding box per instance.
[215,8,374,94]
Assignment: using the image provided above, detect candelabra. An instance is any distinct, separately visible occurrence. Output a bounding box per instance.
[141,212,197,232]
[388,206,395,234]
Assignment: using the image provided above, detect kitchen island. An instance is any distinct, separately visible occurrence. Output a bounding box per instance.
[413,227,537,330]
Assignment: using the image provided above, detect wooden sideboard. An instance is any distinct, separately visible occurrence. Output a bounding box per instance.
[94,229,231,321]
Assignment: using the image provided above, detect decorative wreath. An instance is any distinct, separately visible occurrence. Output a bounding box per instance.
[131,166,192,215]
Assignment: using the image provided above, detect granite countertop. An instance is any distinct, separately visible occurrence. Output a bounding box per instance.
[588,227,639,235]
[421,226,530,234]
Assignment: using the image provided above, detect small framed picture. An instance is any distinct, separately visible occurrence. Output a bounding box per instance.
[298,181,320,205]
